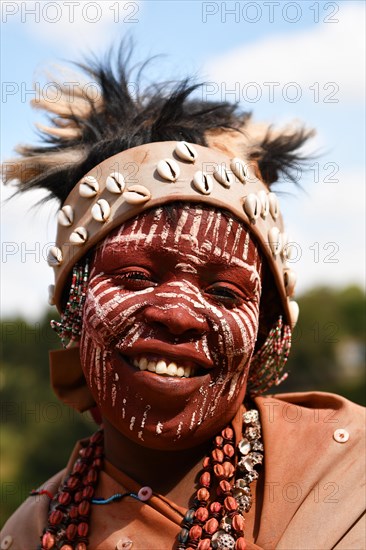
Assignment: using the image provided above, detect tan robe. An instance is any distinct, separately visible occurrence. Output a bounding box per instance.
[1,392,365,549]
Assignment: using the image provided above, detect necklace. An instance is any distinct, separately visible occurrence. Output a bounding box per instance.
[37,409,263,550]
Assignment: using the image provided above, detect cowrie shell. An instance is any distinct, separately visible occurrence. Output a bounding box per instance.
[257,190,269,218]
[91,199,111,223]
[213,165,234,188]
[192,171,213,195]
[47,246,63,266]
[174,141,198,162]
[57,205,74,227]
[48,284,55,305]
[243,193,260,222]
[284,269,297,296]
[230,158,246,182]
[157,158,180,181]
[285,242,297,261]
[268,227,282,255]
[124,185,151,204]
[289,300,299,326]
[79,176,99,198]
[69,226,88,245]
[281,232,289,259]
[268,192,279,220]
[106,172,125,194]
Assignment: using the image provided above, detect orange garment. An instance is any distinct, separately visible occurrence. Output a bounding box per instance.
[1,392,365,549]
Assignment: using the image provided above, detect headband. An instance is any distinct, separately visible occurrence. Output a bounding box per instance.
[47,141,299,327]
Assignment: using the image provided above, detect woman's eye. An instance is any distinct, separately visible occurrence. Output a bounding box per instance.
[206,285,242,307]
[114,269,156,289]
[124,272,149,280]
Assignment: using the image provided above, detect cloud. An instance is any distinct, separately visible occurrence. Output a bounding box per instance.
[6,1,141,53]
[1,187,58,320]
[204,3,365,103]
[281,168,365,292]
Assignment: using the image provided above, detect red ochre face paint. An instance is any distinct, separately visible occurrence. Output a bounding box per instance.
[80,205,262,450]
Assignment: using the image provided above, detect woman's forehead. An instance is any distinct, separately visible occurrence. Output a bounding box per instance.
[95,205,262,271]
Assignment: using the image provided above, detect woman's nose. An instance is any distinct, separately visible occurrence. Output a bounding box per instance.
[142,303,209,337]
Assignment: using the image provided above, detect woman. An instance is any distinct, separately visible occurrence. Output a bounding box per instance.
[1,52,364,550]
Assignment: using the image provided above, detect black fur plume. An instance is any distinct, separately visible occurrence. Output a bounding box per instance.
[2,44,314,203]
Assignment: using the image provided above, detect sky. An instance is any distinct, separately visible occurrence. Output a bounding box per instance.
[1,0,365,320]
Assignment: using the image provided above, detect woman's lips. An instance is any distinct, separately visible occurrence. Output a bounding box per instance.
[117,340,214,376]
[112,349,213,401]
[131,355,198,378]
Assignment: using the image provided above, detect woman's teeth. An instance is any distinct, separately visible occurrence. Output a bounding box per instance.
[132,357,195,378]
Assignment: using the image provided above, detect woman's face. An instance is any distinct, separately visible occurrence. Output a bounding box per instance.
[80,205,262,449]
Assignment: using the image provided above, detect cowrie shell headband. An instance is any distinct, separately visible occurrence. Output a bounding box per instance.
[48,141,298,326]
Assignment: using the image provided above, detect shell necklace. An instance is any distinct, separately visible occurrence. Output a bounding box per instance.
[38,409,263,550]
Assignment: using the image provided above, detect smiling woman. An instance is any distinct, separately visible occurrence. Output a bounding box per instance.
[82,206,262,451]
[1,48,364,550]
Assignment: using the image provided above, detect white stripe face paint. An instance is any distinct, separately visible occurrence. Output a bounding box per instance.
[80,205,262,451]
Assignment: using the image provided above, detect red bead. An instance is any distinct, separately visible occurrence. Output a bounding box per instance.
[74,491,83,503]
[198,539,211,550]
[223,443,235,458]
[66,523,78,541]
[77,522,89,537]
[222,461,235,479]
[215,435,223,447]
[79,446,93,458]
[235,537,247,550]
[78,500,90,516]
[202,457,211,469]
[69,506,79,519]
[49,509,63,525]
[197,488,210,501]
[90,431,103,444]
[42,532,55,549]
[66,476,80,490]
[92,458,103,469]
[204,517,219,535]
[199,471,211,488]
[224,496,238,512]
[86,468,98,484]
[95,445,103,457]
[213,464,224,479]
[195,506,209,522]
[82,485,94,499]
[211,448,224,463]
[222,427,234,440]
[232,514,245,532]
[58,491,71,505]
[218,480,231,494]
[209,501,222,514]
[76,544,87,550]
[74,462,87,474]
[189,525,202,540]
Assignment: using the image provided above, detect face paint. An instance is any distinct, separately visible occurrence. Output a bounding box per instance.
[80,205,262,450]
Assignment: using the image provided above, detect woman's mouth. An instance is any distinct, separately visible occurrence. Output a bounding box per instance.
[131,355,197,378]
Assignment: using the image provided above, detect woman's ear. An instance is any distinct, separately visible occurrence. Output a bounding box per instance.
[255,263,283,353]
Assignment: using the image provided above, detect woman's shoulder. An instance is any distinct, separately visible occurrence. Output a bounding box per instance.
[255,390,365,466]
[257,389,364,429]
[0,469,65,549]
[254,391,365,549]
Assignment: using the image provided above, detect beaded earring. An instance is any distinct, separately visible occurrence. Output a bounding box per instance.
[51,259,90,349]
[247,316,292,396]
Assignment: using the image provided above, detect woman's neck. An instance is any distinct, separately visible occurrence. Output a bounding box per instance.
[102,418,209,506]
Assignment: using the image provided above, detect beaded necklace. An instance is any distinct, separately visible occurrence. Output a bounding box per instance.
[37,409,263,550]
